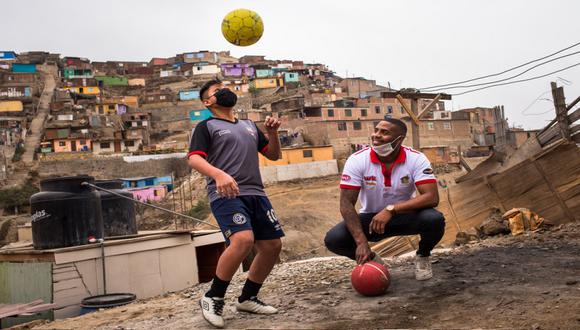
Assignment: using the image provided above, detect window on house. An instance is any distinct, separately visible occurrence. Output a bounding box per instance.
[108,105,115,110]
[303,150,313,158]
[345,109,352,117]
[427,122,435,130]
[160,95,166,100]
[100,142,111,149]
[374,105,381,114]
[353,122,362,130]
[443,122,452,130]
[327,109,334,117]
[338,122,347,131]
[441,112,450,118]
[79,140,86,145]
[360,109,367,117]
[148,96,154,101]
[58,141,66,147]
[387,105,393,114]
[125,140,135,147]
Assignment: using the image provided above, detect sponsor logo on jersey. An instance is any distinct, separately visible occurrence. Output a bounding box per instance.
[218,129,232,136]
[364,175,377,186]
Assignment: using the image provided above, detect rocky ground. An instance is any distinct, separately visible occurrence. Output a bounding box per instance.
[34,222,580,330]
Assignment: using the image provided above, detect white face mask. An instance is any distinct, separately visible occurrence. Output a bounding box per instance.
[372,136,402,157]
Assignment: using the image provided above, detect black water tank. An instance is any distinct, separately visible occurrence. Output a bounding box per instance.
[30,175,103,249]
[95,180,137,237]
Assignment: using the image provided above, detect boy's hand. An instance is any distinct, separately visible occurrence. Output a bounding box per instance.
[264,116,281,134]
[215,171,239,198]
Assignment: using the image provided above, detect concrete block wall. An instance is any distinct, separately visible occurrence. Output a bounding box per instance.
[260,160,338,184]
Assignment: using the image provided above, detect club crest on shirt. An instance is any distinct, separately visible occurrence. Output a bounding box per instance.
[246,127,256,137]
[232,213,247,225]
[401,175,410,184]
[341,174,351,182]
[423,168,434,174]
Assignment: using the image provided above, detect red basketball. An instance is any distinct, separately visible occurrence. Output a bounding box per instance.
[351,261,390,296]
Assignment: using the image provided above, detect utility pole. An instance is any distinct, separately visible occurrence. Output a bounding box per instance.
[551,82,570,141]
[381,91,452,150]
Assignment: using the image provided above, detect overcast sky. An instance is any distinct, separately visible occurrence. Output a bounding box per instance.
[3,0,579,129]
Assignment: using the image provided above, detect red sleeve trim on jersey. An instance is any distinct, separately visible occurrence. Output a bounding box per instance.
[339,184,361,190]
[188,151,207,159]
[260,144,269,154]
[415,179,437,186]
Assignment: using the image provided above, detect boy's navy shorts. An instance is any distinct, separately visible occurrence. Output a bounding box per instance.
[210,195,285,243]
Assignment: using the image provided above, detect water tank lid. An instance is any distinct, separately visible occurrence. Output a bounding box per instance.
[41,175,93,184]
[81,293,136,307]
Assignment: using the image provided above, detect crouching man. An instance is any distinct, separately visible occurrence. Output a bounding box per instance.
[324,118,445,280]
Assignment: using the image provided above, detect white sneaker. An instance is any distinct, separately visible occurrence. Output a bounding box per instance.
[200,296,225,328]
[415,255,433,281]
[236,296,278,314]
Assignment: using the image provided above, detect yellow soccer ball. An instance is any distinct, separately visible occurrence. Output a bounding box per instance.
[221,9,264,46]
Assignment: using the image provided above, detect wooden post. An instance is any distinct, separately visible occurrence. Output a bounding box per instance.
[411,99,420,150]
[417,94,442,119]
[550,82,571,141]
[395,94,420,149]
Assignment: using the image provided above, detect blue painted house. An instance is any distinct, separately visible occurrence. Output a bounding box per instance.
[120,176,156,188]
[189,109,212,121]
[284,72,300,82]
[12,63,36,73]
[255,69,274,78]
[179,90,200,101]
[154,175,174,192]
[0,51,17,61]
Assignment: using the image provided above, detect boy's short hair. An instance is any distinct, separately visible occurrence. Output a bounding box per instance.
[199,79,222,100]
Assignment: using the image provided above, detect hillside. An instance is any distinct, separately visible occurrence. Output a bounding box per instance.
[33,222,580,329]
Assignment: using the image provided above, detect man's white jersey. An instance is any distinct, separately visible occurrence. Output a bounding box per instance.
[339,146,437,213]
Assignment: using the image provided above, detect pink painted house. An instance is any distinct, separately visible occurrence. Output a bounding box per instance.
[128,185,166,202]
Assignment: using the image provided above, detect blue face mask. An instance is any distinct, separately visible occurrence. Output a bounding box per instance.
[372,136,402,157]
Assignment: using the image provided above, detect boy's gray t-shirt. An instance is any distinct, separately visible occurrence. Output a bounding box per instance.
[188,117,270,202]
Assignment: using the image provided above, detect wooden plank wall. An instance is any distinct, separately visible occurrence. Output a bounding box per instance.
[0,262,53,328]
[442,142,579,243]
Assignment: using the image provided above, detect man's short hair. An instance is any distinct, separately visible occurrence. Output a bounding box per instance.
[199,79,222,100]
[383,117,408,136]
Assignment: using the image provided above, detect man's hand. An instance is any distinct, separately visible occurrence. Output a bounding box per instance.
[356,242,373,265]
[369,209,393,235]
[214,171,239,198]
[264,116,281,134]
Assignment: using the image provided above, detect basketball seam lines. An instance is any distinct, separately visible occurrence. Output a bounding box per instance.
[365,263,389,283]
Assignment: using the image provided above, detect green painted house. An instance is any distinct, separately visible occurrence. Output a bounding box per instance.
[62,68,93,79]
[95,76,128,86]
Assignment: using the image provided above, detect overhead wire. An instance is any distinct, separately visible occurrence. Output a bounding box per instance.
[419,40,580,90]
[450,62,580,96]
[422,51,580,92]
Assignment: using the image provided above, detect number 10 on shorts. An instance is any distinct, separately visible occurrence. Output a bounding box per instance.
[266,209,278,223]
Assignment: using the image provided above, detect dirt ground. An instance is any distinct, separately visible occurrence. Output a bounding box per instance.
[34,222,580,330]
